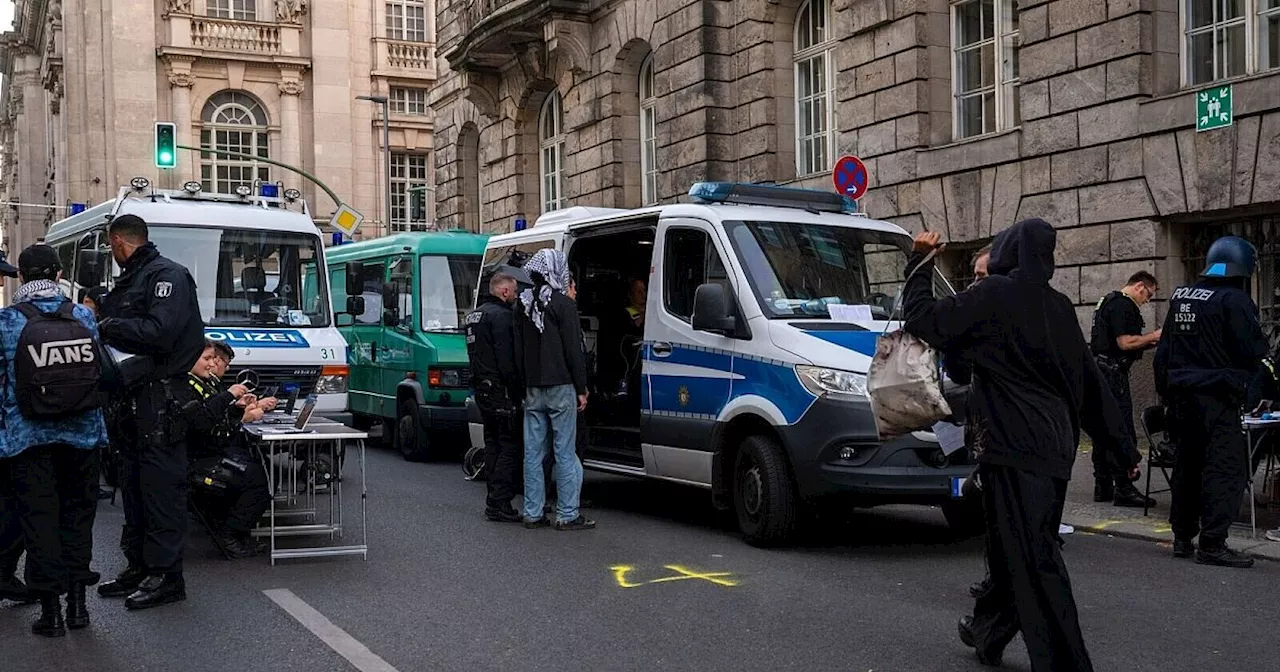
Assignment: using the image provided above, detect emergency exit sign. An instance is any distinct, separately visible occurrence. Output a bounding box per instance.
[1196,85,1233,132]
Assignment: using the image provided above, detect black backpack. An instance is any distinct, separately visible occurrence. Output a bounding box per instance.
[13,302,102,419]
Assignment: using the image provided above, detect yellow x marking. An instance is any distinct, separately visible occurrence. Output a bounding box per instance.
[609,564,740,588]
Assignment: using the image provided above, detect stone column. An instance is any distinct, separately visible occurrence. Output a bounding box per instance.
[166,58,197,183]
[278,72,305,176]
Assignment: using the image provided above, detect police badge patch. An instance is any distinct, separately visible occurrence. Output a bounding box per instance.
[155,281,173,298]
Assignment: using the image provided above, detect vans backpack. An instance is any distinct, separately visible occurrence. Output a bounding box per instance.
[13,302,102,419]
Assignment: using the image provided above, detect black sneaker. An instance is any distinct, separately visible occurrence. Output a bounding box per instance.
[967,575,994,599]
[1112,482,1156,508]
[554,516,596,531]
[485,509,522,523]
[1172,538,1195,558]
[957,616,1003,667]
[1196,545,1254,568]
[523,517,551,530]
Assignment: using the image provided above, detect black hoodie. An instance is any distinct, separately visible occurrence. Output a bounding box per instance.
[901,219,1137,480]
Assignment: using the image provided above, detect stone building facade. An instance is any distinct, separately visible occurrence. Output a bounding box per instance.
[431,0,1280,405]
[0,0,441,269]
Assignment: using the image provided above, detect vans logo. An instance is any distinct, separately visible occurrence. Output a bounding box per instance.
[26,338,96,368]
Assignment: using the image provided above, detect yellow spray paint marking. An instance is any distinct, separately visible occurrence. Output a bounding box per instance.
[1089,520,1124,530]
[1152,525,1173,534]
[609,564,740,589]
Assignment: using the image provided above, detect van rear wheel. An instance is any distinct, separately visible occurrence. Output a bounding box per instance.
[733,435,798,547]
[396,400,431,462]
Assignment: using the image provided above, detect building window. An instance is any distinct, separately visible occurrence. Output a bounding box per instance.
[391,153,430,231]
[538,92,566,213]
[200,91,269,195]
[794,0,835,176]
[207,0,256,21]
[952,0,1020,140]
[390,87,428,116]
[386,0,427,42]
[1185,1,1280,83]
[639,54,658,206]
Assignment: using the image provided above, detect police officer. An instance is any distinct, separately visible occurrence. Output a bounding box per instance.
[1155,235,1267,568]
[466,272,523,522]
[1089,271,1160,507]
[95,214,205,609]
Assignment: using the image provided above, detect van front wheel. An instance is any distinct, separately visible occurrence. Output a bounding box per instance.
[733,435,798,547]
[396,401,431,462]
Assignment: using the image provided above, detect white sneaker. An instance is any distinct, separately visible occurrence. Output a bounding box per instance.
[1059,524,1075,535]
[1265,528,1280,542]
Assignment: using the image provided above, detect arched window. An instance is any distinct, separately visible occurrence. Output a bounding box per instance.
[200,91,270,195]
[794,0,834,177]
[538,92,565,213]
[639,54,658,206]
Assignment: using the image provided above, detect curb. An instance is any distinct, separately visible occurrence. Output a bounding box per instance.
[1065,517,1280,562]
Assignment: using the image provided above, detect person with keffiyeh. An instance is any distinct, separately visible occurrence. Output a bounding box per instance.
[513,249,595,531]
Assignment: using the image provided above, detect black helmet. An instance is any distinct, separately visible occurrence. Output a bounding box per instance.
[1201,235,1257,278]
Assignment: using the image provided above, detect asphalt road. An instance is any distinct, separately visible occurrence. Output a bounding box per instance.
[3,444,1278,672]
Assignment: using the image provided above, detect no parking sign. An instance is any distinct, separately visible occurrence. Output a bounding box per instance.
[832,155,869,201]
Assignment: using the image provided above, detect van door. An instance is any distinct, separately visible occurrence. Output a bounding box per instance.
[382,255,419,405]
[643,218,738,486]
[342,258,391,419]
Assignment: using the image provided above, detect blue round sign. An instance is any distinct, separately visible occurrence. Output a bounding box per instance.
[832,155,869,200]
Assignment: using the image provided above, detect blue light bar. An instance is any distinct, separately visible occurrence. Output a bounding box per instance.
[688,182,859,214]
[259,184,280,198]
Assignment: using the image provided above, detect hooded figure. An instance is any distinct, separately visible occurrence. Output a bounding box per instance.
[901,219,1133,672]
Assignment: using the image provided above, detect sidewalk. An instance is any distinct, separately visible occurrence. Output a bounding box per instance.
[1063,445,1280,561]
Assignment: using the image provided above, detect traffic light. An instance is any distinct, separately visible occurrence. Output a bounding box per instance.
[154,122,177,168]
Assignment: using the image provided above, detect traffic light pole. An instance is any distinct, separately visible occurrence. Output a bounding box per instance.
[175,144,344,213]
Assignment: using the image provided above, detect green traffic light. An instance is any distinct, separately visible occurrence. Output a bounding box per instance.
[159,151,173,163]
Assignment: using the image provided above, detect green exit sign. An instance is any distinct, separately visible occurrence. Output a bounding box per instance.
[1196,85,1233,132]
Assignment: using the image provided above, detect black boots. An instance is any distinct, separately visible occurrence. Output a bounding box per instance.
[1092,478,1114,503]
[98,565,145,598]
[957,616,1003,667]
[0,572,37,604]
[65,583,89,629]
[32,592,66,638]
[124,574,186,610]
[1195,544,1254,568]
[1112,481,1156,508]
[1172,538,1196,559]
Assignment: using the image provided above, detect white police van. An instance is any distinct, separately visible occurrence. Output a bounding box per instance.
[44,178,350,421]
[470,182,975,545]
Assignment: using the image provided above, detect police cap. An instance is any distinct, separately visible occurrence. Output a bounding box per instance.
[1201,235,1257,279]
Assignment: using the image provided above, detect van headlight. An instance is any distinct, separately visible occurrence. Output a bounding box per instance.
[315,365,348,394]
[796,365,867,399]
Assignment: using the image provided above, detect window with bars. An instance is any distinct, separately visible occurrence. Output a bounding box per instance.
[207,0,257,21]
[1181,217,1280,349]
[390,87,429,116]
[794,0,835,177]
[390,153,430,231]
[639,54,658,206]
[199,91,270,195]
[952,0,1020,140]
[1185,1,1280,84]
[386,0,427,42]
[538,92,566,213]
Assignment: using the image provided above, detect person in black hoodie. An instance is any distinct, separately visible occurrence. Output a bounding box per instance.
[903,219,1134,672]
[513,249,594,531]
[465,273,523,522]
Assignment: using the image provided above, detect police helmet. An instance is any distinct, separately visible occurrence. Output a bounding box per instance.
[1201,235,1257,278]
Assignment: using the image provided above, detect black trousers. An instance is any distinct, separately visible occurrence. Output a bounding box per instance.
[481,404,521,514]
[118,381,188,576]
[969,463,1093,672]
[1168,393,1249,547]
[3,445,100,594]
[1092,360,1134,483]
[190,456,271,535]
[0,461,26,575]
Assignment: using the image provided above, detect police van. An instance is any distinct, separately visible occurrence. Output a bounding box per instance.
[471,182,975,545]
[44,178,350,421]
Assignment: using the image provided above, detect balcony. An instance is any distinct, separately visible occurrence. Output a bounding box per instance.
[373,38,436,81]
[191,17,281,55]
[159,14,308,67]
[443,0,591,73]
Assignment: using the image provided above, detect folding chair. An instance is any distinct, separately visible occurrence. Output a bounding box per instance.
[1141,405,1177,517]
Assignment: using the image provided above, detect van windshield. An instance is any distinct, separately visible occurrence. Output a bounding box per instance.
[420,255,481,332]
[145,226,331,327]
[725,220,952,320]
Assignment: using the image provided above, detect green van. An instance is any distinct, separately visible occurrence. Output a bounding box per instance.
[326,231,489,460]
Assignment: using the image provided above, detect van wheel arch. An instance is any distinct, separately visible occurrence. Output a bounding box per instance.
[394,381,431,462]
[712,414,784,507]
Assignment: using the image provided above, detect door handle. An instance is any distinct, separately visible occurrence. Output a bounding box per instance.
[651,342,672,358]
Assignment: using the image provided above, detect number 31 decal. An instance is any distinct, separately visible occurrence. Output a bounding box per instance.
[320,347,338,360]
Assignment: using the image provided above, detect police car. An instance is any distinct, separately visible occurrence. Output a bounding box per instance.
[471,182,974,545]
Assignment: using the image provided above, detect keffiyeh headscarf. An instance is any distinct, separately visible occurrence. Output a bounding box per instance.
[519,248,571,333]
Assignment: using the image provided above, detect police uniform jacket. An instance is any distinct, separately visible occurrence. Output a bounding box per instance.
[173,373,244,461]
[465,294,519,404]
[98,243,205,381]
[1154,279,1267,401]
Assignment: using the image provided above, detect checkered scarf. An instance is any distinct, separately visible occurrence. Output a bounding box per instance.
[519,248,570,333]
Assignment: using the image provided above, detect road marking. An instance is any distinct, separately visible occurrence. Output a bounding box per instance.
[609,564,740,588]
[610,565,645,588]
[264,589,400,672]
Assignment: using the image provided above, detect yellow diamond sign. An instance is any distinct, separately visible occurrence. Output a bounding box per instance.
[329,204,364,236]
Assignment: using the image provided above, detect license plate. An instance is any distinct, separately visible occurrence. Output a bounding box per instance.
[950,477,966,499]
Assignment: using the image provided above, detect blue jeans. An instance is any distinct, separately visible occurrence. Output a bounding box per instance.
[522,385,583,523]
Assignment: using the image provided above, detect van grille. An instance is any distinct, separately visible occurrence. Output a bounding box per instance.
[226,365,321,397]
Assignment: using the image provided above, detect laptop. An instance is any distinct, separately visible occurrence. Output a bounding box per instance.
[255,395,318,434]
[261,388,302,424]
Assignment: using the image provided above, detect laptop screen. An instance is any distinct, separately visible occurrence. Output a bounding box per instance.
[293,396,318,430]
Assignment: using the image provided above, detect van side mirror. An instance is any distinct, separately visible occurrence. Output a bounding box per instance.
[382,309,398,327]
[691,283,737,335]
[344,262,362,293]
[76,251,107,289]
[345,295,365,316]
[336,313,355,327]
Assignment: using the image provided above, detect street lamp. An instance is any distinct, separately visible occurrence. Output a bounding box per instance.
[356,94,392,237]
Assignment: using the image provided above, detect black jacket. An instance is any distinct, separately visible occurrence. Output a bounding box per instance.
[514,291,588,395]
[173,373,244,461]
[902,218,1135,481]
[465,294,519,404]
[1154,279,1266,402]
[99,243,205,381]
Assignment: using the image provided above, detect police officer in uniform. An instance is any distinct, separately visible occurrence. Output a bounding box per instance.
[1088,271,1160,507]
[1155,235,1267,568]
[466,272,523,522]
[95,214,205,608]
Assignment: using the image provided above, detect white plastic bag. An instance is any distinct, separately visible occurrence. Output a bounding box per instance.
[866,250,952,441]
